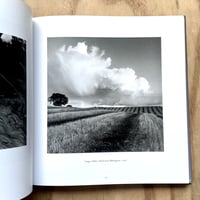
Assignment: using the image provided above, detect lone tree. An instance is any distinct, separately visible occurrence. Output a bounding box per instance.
[48,93,68,106]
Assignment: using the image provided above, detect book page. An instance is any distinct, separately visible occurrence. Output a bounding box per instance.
[33,16,190,185]
[0,0,33,199]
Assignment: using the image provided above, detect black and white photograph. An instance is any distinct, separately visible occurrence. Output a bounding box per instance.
[47,37,163,153]
[0,33,26,149]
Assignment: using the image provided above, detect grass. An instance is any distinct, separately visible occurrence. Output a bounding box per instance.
[0,104,26,149]
[47,107,164,153]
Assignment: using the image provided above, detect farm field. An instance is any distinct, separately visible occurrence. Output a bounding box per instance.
[47,106,163,153]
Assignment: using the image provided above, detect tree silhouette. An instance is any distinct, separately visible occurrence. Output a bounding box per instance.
[48,93,68,106]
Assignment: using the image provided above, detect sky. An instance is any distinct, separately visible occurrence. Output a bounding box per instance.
[1,33,12,43]
[48,37,162,107]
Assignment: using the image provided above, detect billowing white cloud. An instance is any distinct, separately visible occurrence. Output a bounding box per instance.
[49,42,153,106]
[1,34,12,44]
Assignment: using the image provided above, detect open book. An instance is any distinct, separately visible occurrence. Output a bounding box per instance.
[0,0,191,199]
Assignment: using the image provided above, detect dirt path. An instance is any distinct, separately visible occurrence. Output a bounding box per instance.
[86,112,138,152]
[87,112,163,152]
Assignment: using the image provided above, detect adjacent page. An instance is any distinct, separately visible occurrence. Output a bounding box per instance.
[0,0,33,199]
[33,16,191,185]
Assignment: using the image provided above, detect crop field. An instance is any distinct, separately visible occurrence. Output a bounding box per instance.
[97,106,163,118]
[47,106,163,153]
[48,108,115,126]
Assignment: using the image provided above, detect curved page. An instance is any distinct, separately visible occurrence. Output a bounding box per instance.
[0,0,33,199]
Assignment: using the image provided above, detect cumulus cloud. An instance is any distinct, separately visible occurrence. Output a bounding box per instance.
[1,34,12,44]
[49,42,153,106]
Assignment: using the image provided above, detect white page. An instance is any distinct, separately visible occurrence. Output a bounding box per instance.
[33,16,191,185]
[0,0,33,199]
